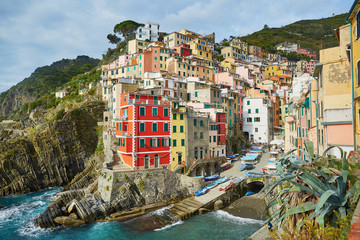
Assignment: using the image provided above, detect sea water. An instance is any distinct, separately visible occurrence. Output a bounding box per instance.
[0,188,263,240]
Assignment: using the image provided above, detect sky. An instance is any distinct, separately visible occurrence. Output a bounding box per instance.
[0,0,353,93]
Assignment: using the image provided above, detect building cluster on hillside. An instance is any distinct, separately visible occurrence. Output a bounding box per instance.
[99,0,360,174]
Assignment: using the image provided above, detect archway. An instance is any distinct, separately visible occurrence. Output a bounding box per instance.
[195,167,201,176]
[105,116,108,122]
[205,163,211,176]
[214,162,221,173]
[144,155,150,169]
[154,154,159,168]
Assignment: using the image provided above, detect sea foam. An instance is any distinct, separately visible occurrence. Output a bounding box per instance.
[211,210,263,225]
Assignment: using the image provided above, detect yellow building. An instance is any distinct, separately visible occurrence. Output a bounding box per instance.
[189,38,212,59]
[220,57,237,73]
[265,64,292,78]
[170,102,187,173]
[166,56,213,81]
[127,39,150,54]
[163,31,196,48]
[346,0,360,150]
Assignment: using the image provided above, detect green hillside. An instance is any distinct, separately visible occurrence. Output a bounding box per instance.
[240,13,348,53]
[0,55,100,119]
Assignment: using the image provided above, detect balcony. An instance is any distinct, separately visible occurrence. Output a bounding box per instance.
[130,99,170,106]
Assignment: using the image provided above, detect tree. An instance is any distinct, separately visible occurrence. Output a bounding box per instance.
[113,20,144,43]
[107,34,121,44]
[263,24,269,29]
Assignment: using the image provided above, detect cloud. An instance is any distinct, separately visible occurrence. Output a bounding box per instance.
[0,0,352,93]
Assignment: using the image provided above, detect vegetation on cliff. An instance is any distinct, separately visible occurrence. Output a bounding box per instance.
[0,56,100,120]
[240,13,347,53]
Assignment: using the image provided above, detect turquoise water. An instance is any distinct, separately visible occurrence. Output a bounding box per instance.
[0,188,263,240]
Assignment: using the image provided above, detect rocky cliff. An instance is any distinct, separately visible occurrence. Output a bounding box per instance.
[0,101,104,197]
[34,169,204,228]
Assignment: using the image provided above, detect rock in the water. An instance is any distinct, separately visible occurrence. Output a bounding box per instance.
[214,200,223,210]
[199,208,210,215]
[53,216,85,227]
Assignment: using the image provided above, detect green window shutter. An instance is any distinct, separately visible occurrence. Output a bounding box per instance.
[255,109,259,113]
[140,107,145,116]
[200,120,204,126]
[173,114,177,120]
[153,123,157,131]
[140,123,145,132]
[157,139,160,147]
[173,139,176,147]
[150,139,153,147]
[180,126,184,132]
[173,126,176,133]
[162,138,165,147]
[118,139,121,146]
[181,139,185,146]
[140,139,145,148]
[164,123,168,131]
[247,101,250,105]
[248,109,251,113]
[180,114,183,120]
[194,119,197,126]
[164,108,168,117]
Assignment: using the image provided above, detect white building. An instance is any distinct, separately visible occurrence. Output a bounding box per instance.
[243,97,273,144]
[55,90,69,98]
[136,22,160,42]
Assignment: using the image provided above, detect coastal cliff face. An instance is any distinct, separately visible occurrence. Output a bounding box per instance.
[34,169,204,228]
[0,101,104,197]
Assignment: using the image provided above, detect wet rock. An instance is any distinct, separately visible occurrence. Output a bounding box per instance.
[199,208,211,214]
[53,216,85,227]
[69,213,78,219]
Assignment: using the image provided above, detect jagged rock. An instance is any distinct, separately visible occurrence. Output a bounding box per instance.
[67,200,77,213]
[214,200,224,210]
[53,216,85,227]
[0,101,104,197]
[69,213,78,219]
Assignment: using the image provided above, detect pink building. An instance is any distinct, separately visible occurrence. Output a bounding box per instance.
[306,60,317,74]
[297,48,317,59]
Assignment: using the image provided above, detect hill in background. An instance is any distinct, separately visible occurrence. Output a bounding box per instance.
[240,13,347,53]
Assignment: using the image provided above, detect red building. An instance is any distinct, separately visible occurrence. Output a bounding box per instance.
[297,48,318,59]
[217,112,226,145]
[174,44,192,57]
[114,93,171,170]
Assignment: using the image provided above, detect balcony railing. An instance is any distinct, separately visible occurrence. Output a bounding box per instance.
[130,99,170,106]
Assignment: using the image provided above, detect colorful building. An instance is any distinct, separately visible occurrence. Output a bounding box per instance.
[114,93,171,170]
[189,38,212,59]
[170,102,187,173]
[346,0,360,150]
[297,48,318,59]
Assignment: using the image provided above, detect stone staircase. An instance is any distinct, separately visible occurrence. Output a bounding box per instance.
[166,197,204,221]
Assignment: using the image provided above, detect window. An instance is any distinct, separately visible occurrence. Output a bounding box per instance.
[255,109,259,113]
[254,117,260,122]
[357,11,360,39]
[193,119,197,126]
[209,136,211,142]
[173,114,177,120]
[247,117,252,122]
[140,107,145,116]
[164,108,169,117]
[200,120,204,126]
[173,126,177,133]
[181,139,185,146]
[247,101,250,105]
[357,60,360,86]
[140,123,145,132]
[255,127,258,132]
[213,136,216,142]
[152,122,157,131]
[195,92,198,97]
[173,139,177,147]
[180,114,184,120]
[248,109,251,113]
[180,126,184,132]
[152,107,158,116]
[194,132,198,139]
[200,132,203,139]
[164,122,169,131]
[140,139,145,148]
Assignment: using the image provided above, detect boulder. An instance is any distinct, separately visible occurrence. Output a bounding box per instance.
[69,213,78,219]
[53,216,85,227]
[214,200,223,210]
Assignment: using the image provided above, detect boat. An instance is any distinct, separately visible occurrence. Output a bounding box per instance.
[230,158,238,163]
[204,174,220,181]
[206,182,218,189]
[246,171,266,177]
[220,181,233,191]
[245,191,255,196]
[238,163,246,171]
[194,188,209,196]
[234,153,240,157]
[192,176,204,179]
[215,176,230,184]
[221,161,232,170]
[232,177,244,184]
